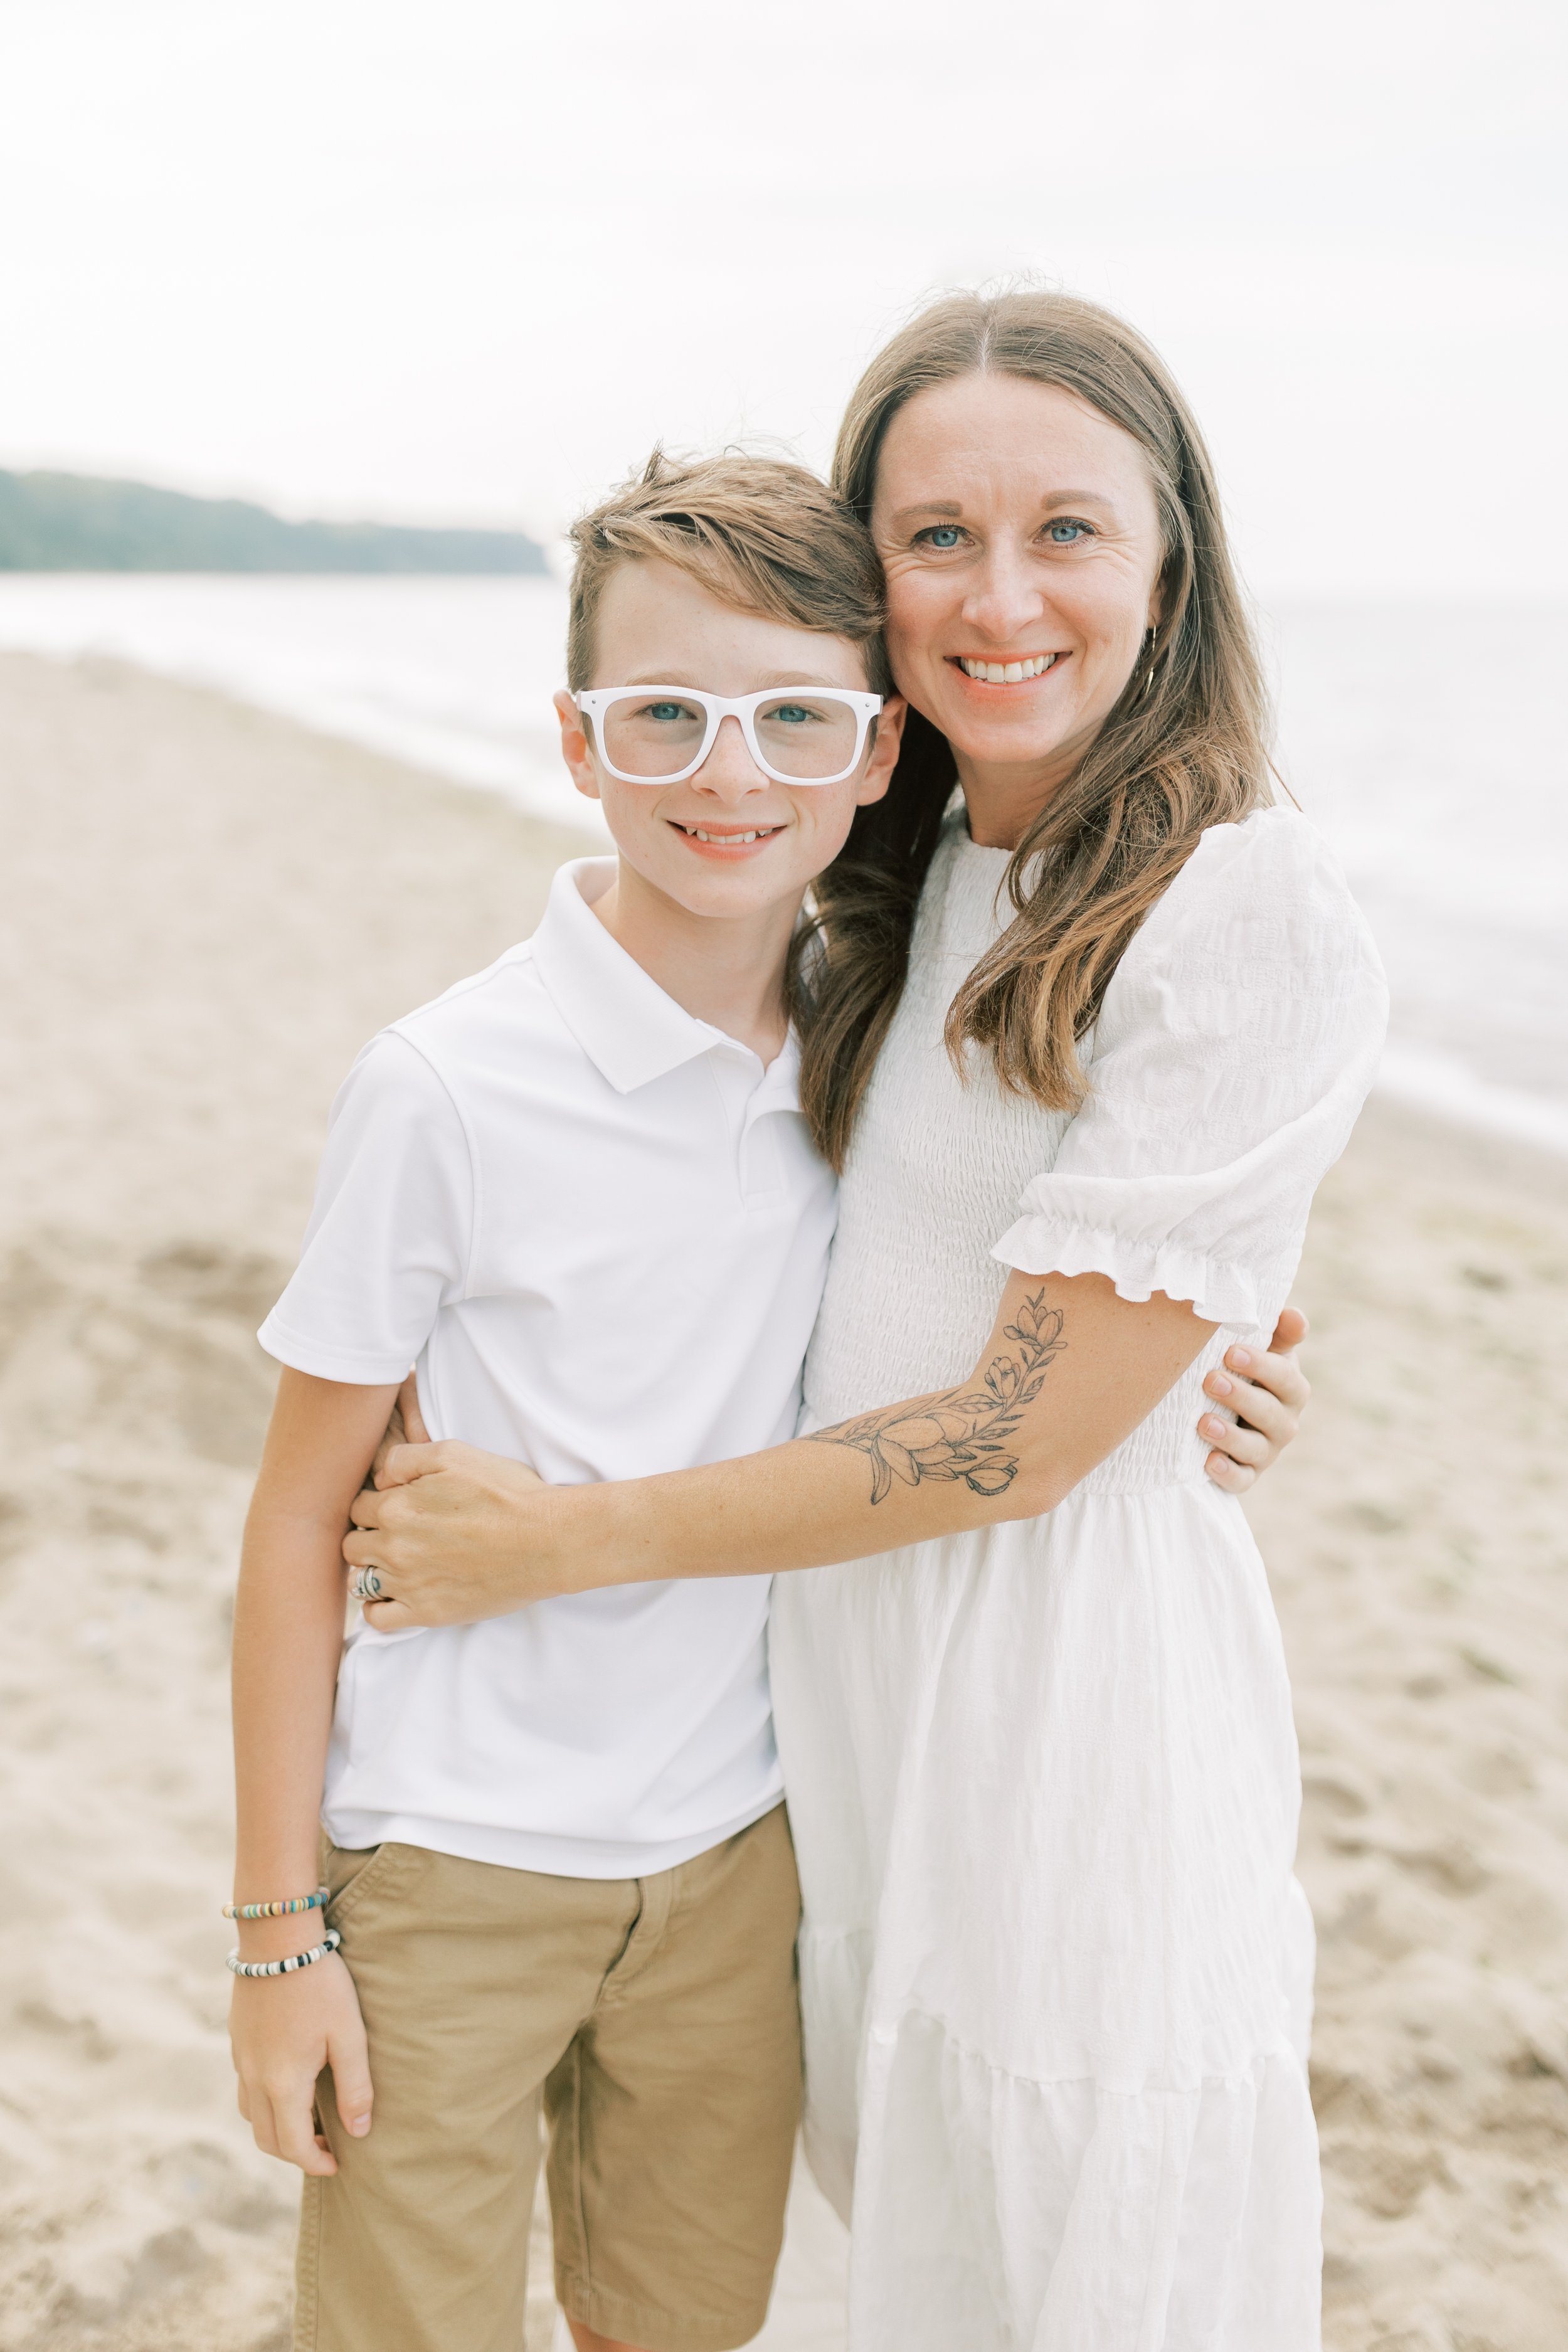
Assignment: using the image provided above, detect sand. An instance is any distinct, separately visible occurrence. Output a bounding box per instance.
[0,649,1562,2351]
[1248,1105,1568,2348]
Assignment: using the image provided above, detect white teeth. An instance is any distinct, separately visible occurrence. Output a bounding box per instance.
[960,653,1060,681]
[691,828,763,844]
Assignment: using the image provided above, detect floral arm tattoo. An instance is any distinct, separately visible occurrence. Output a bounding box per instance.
[804,1289,1066,1503]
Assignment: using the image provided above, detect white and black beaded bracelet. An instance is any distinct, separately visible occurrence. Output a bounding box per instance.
[226,1928,342,1979]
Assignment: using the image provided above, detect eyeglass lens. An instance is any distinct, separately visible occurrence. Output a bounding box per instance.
[600,693,860,781]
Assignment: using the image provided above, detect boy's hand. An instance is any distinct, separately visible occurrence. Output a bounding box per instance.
[229,1952,373,2175]
[347,1443,555,1629]
[1199,1307,1310,1493]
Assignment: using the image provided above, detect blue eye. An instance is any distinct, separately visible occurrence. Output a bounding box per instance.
[1047,519,1090,544]
[919,524,964,549]
[770,702,813,724]
[644,701,693,722]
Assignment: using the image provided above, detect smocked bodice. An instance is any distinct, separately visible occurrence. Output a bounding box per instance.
[802,822,1223,1495]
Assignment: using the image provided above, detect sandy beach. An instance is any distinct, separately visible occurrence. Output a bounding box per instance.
[2,649,1564,2352]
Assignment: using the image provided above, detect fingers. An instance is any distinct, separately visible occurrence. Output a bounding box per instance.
[1200,1327,1311,1493]
[1203,1370,1292,1449]
[1206,1343,1310,1424]
[367,1370,424,1485]
[347,1488,384,1534]
[1267,1306,1309,1356]
[396,1370,431,1447]
[242,2078,339,2176]
[347,1479,425,1547]
[1199,1407,1271,1470]
[344,1516,410,1577]
[327,2017,374,2140]
[349,1459,451,1540]
[274,2084,339,2175]
[342,1521,401,1594]
[367,1405,406,1486]
[342,1527,377,1572]
[1203,1444,1258,1495]
[1240,1342,1310,1414]
[374,1438,539,1491]
[241,2081,279,2156]
[361,1596,417,1633]
[377,1437,460,1490]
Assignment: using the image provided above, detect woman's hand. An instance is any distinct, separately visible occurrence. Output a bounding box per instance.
[346,1441,558,1629]
[1199,1307,1310,1494]
[347,1372,563,1631]
[341,1295,1313,1624]
[229,1951,373,2175]
[366,1370,429,1483]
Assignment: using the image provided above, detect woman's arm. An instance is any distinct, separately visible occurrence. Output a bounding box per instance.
[346,1270,1216,1627]
[229,1369,400,2173]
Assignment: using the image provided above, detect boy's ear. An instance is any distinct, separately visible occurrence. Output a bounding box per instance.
[856,695,907,808]
[554,690,602,803]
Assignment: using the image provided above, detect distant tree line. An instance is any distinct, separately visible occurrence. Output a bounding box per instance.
[0,470,548,573]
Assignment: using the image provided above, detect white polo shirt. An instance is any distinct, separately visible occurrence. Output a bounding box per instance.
[258,858,837,1877]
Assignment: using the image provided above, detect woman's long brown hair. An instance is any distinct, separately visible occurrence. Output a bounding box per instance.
[790,290,1273,1171]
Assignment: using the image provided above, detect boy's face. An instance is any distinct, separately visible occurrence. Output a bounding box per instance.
[553,558,904,924]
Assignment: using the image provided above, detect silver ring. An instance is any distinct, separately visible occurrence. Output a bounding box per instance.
[349,1566,384,1601]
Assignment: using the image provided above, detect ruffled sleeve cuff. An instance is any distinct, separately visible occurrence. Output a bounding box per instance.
[990,1153,1304,1335]
[985,812,1389,1342]
[992,1211,1264,1332]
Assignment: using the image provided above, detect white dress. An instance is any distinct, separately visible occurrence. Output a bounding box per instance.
[770,806,1388,2351]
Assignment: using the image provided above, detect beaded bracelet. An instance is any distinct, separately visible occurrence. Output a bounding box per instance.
[223,1888,329,1921]
[226,1929,342,1980]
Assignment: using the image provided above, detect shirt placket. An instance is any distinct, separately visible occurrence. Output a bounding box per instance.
[706,1046,788,1204]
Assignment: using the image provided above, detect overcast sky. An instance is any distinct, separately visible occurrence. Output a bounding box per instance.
[1,0,1562,596]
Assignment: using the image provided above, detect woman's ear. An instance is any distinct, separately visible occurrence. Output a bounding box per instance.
[857,696,908,808]
[554,690,602,803]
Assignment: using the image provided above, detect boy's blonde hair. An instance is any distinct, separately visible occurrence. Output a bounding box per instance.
[566,449,890,695]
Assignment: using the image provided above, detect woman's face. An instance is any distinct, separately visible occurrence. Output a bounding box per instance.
[871,371,1166,837]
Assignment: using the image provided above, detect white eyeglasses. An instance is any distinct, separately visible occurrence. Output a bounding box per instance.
[573,686,883,787]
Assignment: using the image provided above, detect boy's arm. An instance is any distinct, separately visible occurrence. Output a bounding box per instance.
[230,1369,401,2174]
[1199,1307,1309,1493]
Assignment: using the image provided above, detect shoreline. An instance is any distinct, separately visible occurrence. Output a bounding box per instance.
[2,651,1564,2351]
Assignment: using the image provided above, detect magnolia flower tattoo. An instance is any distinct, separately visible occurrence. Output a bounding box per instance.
[808,1290,1066,1503]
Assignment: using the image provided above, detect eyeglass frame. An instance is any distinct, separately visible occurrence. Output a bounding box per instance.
[571,686,885,788]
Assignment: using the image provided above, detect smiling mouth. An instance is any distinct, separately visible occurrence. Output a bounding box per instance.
[670,822,786,846]
[951,653,1062,683]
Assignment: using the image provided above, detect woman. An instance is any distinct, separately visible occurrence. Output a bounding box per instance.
[351,291,1387,2346]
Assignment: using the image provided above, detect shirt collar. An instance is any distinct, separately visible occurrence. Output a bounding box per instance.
[531,857,800,1101]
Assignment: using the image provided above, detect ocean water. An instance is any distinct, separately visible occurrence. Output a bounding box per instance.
[0,574,588,827]
[1268,601,1568,1155]
[0,576,1562,1153]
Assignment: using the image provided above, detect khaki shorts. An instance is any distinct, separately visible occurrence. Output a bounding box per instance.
[295,1805,802,2352]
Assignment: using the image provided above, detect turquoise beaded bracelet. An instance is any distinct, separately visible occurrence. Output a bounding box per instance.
[226,1929,342,1979]
[223,1887,329,1921]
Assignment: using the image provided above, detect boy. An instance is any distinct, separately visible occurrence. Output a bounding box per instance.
[228,452,906,2352]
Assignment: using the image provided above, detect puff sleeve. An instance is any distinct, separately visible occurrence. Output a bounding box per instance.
[992,808,1387,1340]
